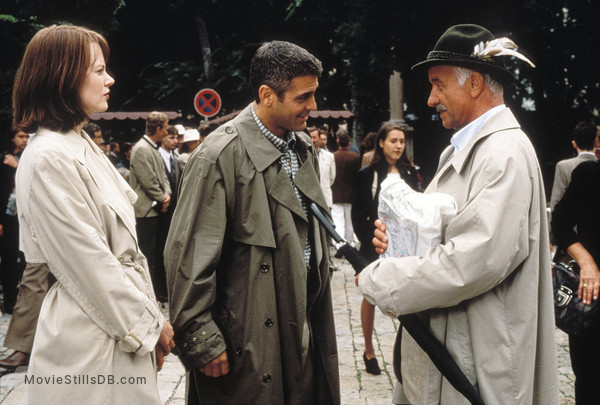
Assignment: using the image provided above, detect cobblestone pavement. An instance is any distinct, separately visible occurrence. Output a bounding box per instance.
[0,256,575,404]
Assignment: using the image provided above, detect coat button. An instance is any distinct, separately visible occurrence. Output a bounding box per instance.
[264,318,274,327]
[225,126,233,134]
[235,348,243,356]
[262,373,272,383]
[259,263,270,273]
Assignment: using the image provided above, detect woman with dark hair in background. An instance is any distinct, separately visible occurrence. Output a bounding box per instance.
[0,129,29,314]
[360,131,377,167]
[351,121,419,375]
[13,24,173,403]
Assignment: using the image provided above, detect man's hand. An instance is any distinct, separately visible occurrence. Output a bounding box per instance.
[372,219,388,255]
[161,194,171,212]
[200,350,229,377]
[0,224,3,237]
[3,154,18,168]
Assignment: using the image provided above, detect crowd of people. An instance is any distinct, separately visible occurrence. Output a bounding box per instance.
[0,21,598,405]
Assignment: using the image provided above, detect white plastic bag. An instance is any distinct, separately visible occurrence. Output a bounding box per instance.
[378,175,457,258]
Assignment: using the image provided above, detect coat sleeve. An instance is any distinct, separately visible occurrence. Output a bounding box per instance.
[23,155,163,356]
[164,149,228,370]
[551,162,590,250]
[328,153,336,187]
[351,167,375,245]
[130,146,170,201]
[549,161,567,211]
[359,145,533,315]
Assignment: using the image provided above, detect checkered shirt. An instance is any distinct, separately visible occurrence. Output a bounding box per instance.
[251,105,311,267]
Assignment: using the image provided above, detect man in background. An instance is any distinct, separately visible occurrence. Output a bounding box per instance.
[550,121,597,212]
[331,130,360,256]
[309,126,336,210]
[129,111,171,301]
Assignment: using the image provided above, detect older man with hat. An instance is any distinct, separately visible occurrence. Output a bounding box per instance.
[359,24,559,404]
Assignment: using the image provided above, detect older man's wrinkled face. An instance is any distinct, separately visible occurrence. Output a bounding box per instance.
[427,65,472,130]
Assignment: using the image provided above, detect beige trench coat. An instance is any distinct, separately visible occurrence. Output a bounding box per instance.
[359,108,559,404]
[16,128,164,404]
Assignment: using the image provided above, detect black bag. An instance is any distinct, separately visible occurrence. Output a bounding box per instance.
[552,260,600,335]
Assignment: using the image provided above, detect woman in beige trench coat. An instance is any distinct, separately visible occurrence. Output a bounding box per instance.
[12,25,174,404]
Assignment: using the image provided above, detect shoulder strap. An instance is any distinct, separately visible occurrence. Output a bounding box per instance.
[371,170,378,199]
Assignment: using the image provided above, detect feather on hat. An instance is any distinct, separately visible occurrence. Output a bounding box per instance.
[411,24,534,83]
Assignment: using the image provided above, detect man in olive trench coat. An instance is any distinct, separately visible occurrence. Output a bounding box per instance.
[165,41,340,405]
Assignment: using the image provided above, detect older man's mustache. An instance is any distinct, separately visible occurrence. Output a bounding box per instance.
[436,104,448,112]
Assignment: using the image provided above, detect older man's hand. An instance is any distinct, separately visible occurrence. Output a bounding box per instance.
[373,219,388,255]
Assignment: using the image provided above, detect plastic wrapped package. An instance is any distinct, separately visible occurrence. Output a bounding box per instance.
[378,174,457,258]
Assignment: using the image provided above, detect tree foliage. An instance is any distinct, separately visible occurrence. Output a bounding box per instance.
[1,0,599,187]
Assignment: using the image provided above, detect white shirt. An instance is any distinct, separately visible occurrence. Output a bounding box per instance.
[159,146,175,173]
[450,104,505,155]
[143,134,157,148]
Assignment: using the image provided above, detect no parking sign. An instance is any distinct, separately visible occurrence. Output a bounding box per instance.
[194,88,221,118]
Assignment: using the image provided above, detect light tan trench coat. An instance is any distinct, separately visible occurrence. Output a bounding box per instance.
[16,128,164,404]
[359,108,559,404]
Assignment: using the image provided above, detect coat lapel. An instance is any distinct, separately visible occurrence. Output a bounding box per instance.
[427,108,521,193]
[235,106,329,221]
[292,133,329,214]
[47,129,139,242]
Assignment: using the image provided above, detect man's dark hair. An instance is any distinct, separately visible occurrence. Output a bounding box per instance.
[83,122,101,137]
[250,40,322,103]
[573,121,596,151]
[166,125,179,136]
[337,130,350,148]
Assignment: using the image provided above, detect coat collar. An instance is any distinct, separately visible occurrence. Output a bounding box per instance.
[36,127,138,206]
[37,127,88,164]
[233,105,328,216]
[234,105,283,173]
[438,107,520,175]
[428,108,521,192]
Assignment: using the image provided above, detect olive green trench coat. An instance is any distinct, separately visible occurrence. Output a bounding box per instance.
[165,105,340,404]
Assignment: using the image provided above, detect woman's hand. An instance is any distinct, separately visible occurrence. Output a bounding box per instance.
[567,242,600,304]
[157,320,175,356]
[3,154,18,168]
[155,345,165,372]
[578,260,600,305]
[155,320,175,372]
[372,219,388,255]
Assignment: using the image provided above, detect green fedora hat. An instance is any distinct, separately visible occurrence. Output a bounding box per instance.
[411,24,518,84]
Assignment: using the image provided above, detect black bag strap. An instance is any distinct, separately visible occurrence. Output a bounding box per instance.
[310,203,485,405]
